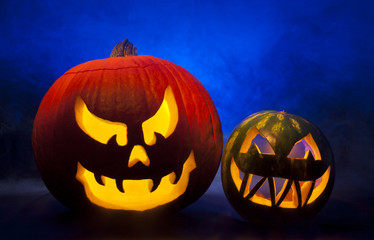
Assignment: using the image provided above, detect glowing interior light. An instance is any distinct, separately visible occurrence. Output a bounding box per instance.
[298,181,312,205]
[240,128,275,154]
[251,192,272,207]
[76,151,196,211]
[288,133,321,160]
[230,158,331,208]
[75,96,127,146]
[306,167,330,204]
[128,145,150,167]
[142,86,179,146]
[240,128,260,153]
[277,182,299,208]
[230,157,242,192]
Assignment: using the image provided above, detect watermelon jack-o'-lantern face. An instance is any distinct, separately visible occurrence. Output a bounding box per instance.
[32,39,223,212]
[222,111,334,223]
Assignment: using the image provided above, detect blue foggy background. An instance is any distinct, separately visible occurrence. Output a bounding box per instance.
[1,0,374,205]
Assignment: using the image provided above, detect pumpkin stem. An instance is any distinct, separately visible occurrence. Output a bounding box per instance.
[110,39,137,57]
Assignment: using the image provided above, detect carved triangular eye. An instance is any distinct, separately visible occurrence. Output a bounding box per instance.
[142,86,179,146]
[75,96,128,146]
[248,143,261,158]
[240,127,275,154]
[287,133,321,160]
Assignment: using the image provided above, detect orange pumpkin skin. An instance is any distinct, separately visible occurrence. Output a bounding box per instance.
[32,55,223,213]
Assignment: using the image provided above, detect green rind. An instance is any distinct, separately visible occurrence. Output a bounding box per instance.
[221,110,335,224]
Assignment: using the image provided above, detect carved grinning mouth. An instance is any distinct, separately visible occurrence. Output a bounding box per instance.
[232,128,331,208]
[230,158,330,208]
[76,151,196,211]
[73,86,197,211]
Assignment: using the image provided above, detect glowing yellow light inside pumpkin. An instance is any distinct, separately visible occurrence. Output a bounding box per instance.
[276,182,299,208]
[230,157,243,191]
[128,145,150,167]
[142,86,178,145]
[75,96,128,146]
[240,128,261,153]
[306,166,330,204]
[304,133,321,160]
[230,157,331,208]
[240,128,275,154]
[300,180,314,205]
[76,151,196,211]
[287,133,321,160]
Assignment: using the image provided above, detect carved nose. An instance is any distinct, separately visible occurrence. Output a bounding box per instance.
[128,145,150,167]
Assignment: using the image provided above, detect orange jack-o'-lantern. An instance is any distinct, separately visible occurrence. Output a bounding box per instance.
[221,111,334,223]
[32,39,223,213]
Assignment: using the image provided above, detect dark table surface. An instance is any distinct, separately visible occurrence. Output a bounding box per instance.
[1,175,373,240]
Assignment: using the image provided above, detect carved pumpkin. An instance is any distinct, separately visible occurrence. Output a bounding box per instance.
[32,39,223,213]
[221,111,334,223]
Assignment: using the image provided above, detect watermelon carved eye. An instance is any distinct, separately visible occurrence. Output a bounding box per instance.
[239,127,275,155]
[287,133,321,160]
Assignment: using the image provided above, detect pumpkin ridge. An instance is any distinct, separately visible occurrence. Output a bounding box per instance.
[158,62,202,145]
[194,80,223,160]
[151,61,190,123]
[153,59,221,203]
[64,62,176,75]
[33,42,223,213]
[173,62,223,190]
[137,56,160,123]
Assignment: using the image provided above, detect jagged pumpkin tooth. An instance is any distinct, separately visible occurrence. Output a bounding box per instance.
[32,39,223,213]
